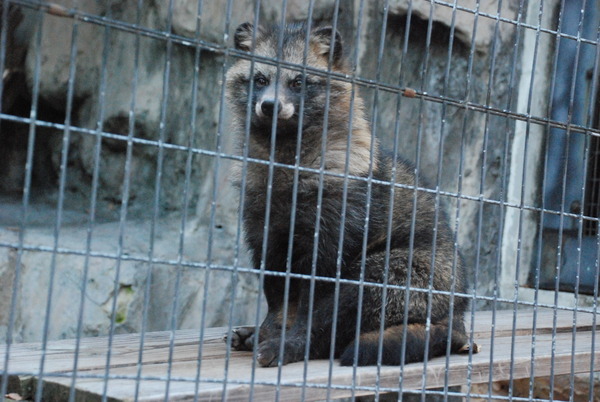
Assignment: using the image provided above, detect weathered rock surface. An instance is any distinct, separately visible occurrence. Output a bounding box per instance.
[389,0,516,51]
[0,184,261,343]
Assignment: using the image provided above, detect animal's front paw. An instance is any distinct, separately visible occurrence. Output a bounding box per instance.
[257,338,305,367]
[223,326,257,351]
[458,341,481,354]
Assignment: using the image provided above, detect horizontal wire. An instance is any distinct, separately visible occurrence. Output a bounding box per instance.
[428,0,598,46]
[8,0,600,139]
[0,368,592,402]
[1,112,598,227]
[0,238,597,314]
[13,0,600,50]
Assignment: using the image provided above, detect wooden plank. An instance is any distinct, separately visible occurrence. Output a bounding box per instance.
[1,308,598,401]
[465,307,597,337]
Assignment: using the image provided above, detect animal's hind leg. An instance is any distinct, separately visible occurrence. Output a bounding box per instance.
[339,320,476,366]
[255,281,361,366]
[337,246,478,365]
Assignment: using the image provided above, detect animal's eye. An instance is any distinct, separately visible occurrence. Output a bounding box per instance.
[254,75,269,88]
[290,76,303,89]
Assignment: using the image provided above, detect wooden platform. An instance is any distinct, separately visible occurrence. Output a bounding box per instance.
[1,308,598,401]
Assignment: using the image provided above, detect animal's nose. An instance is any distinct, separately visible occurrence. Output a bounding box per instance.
[260,99,281,117]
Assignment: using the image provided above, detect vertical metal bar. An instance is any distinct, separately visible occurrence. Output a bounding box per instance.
[450,2,481,400]
[76,0,141,401]
[296,0,342,394]
[484,0,527,397]
[220,1,267,399]
[586,25,600,402]
[529,1,566,400]
[324,0,366,399]
[38,5,79,395]
[336,0,368,394]
[506,1,544,396]
[412,1,438,399]
[130,0,149,400]
[471,0,504,398]
[157,2,179,400]
[428,0,460,397]
[184,2,221,401]
[245,0,290,398]
[395,0,417,397]
[49,3,84,401]
[505,0,540,397]
[0,2,45,400]
[463,3,490,400]
[244,0,286,392]
[207,0,236,399]
[0,1,18,396]
[190,0,220,402]
[194,0,235,397]
[259,13,295,391]
[135,11,175,389]
[0,0,8,116]
[99,2,135,400]
[362,0,455,398]
[566,2,599,401]
[549,1,589,399]
[358,1,391,401]
[220,0,261,399]
[274,3,315,401]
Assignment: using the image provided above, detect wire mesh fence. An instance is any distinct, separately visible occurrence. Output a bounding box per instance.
[0,0,599,401]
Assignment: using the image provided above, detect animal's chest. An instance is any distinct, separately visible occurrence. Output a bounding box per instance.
[241,168,325,271]
[243,170,316,232]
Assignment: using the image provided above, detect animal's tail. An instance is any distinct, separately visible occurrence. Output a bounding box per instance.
[339,322,478,366]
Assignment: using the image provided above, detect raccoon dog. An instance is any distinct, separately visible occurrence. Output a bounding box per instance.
[224,22,478,367]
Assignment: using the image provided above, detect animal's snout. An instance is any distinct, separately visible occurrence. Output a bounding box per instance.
[260,99,281,117]
[256,98,295,120]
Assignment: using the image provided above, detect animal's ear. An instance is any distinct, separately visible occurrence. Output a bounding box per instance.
[311,26,343,64]
[234,22,261,52]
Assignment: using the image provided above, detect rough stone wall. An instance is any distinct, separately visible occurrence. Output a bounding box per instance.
[0,0,263,343]
[1,0,523,343]
[356,0,523,306]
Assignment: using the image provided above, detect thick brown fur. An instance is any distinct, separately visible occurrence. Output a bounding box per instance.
[224,22,478,367]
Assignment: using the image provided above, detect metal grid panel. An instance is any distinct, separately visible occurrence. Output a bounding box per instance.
[0,0,598,401]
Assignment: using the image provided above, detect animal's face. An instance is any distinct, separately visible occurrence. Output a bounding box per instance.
[248,64,307,124]
[226,22,347,136]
